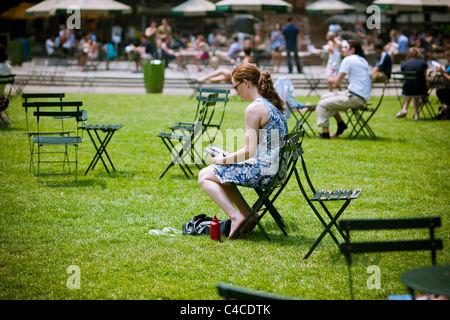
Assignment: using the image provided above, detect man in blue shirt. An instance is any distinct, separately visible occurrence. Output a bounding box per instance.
[397,31,409,54]
[371,43,392,83]
[282,17,302,74]
[227,36,243,62]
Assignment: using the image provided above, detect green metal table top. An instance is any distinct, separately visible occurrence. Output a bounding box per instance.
[401,265,450,297]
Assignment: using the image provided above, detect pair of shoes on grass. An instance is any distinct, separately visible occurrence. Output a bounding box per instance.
[148,227,181,236]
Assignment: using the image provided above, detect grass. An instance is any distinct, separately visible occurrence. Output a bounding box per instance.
[0,92,449,300]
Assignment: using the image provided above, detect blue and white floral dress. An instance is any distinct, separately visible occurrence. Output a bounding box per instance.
[213,97,288,188]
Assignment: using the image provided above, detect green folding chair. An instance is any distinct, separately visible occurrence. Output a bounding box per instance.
[286,101,316,136]
[339,216,443,299]
[22,93,66,174]
[25,100,86,186]
[344,79,388,140]
[294,140,362,259]
[230,128,306,241]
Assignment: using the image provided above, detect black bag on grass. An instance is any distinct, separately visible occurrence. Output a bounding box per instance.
[182,214,231,237]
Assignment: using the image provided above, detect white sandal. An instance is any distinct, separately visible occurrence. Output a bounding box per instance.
[148,227,181,236]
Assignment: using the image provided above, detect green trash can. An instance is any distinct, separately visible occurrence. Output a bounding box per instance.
[143,60,165,93]
[9,41,24,66]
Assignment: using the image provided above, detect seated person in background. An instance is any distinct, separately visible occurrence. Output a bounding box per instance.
[216,36,243,65]
[160,35,183,70]
[103,42,118,70]
[197,48,253,83]
[395,47,428,120]
[129,36,155,72]
[45,35,56,57]
[371,42,392,83]
[80,34,99,71]
[192,35,210,71]
[316,40,371,139]
[436,46,450,112]
[0,44,12,127]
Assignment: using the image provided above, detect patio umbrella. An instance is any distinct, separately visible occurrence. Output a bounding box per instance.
[306,0,355,14]
[25,0,132,17]
[0,2,37,20]
[171,0,216,16]
[372,0,450,13]
[215,0,293,13]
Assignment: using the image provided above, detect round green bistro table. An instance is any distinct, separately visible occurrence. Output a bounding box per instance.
[401,265,450,298]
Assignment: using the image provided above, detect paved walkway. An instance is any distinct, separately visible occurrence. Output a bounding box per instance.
[11,59,401,96]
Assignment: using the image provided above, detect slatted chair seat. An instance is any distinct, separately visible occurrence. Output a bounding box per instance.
[311,189,361,202]
[34,136,82,145]
[83,124,123,132]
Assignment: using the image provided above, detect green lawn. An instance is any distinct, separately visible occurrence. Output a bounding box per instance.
[0,92,448,300]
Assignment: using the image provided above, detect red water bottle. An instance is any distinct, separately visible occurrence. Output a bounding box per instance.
[210,215,221,241]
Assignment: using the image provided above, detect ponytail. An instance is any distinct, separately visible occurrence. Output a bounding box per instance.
[257,70,284,111]
[232,63,285,111]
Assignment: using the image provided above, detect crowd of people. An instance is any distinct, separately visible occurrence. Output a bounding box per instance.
[37,16,449,123]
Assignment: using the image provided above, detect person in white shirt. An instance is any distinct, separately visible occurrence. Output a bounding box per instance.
[0,44,12,127]
[316,40,371,139]
[45,35,56,56]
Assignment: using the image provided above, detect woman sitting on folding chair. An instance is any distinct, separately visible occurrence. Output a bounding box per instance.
[198,64,288,239]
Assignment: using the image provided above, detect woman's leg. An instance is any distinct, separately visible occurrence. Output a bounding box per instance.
[270,49,276,67]
[397,97,411,117]
[198,166,247,238]
[412,97,420,120]
[197,68,230,83]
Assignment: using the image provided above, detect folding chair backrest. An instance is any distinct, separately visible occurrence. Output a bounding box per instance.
[217,282,297,300]
[339,216,443,265]
[26,101,84,135]
[23,93,65,100]
[22,93,67,133]
[196,88,229,127]
[339,216,442,299]
[371,79,388,112]
[197,93,219,127]
[274,128,305,187]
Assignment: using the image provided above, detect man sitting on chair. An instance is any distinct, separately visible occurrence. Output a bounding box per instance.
[316,40,371,139]
[371,42,392,83]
